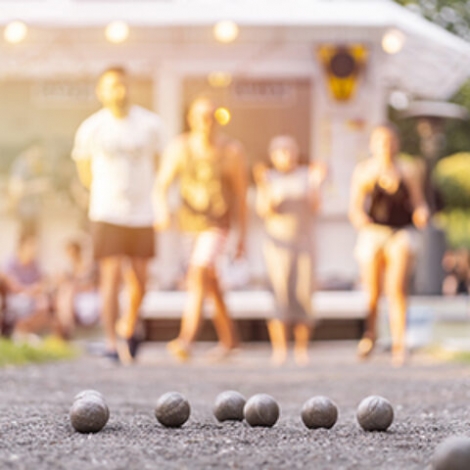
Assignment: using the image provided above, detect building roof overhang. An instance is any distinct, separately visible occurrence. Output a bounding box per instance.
[0,0,469,100]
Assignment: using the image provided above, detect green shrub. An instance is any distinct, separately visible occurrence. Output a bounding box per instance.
[433,153,470,249]
[0,336,78,367]
[434,153,470,209]
[435,210,470,249]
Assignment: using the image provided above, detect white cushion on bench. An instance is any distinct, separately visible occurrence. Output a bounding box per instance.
[140,290,369,320]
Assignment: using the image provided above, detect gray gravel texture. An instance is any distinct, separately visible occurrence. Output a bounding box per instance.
[1,341,470,470]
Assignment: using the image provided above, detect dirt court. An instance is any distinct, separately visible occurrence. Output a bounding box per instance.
[0,341,469,470]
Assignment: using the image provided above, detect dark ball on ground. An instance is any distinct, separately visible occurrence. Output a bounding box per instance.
[301,396,338,429]
[244,394,280,427]
[74,390,105,402]
[74,390,109,421]
[432,436,470,470]
[155,392,190,428]
[356,395,394,432]
[214,391,246,422]
[70,395,109,433]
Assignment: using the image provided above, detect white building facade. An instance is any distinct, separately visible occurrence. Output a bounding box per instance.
[0,0,469,285]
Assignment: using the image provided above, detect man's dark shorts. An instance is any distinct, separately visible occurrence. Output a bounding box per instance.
[91,222,156,260]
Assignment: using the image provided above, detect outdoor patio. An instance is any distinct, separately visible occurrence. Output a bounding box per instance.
[1,340,470,469]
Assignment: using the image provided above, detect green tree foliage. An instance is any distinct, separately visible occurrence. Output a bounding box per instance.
[445,80,470,156]
[433,153,470,248]
[392,1,470,248]
[434,153,470,208]
[395,0,470,40]
[392,0,470,156]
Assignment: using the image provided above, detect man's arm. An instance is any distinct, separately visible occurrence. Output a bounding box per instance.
[153,137,184,230]
[227,142,248,258]
[348,162,373,230]
[71,120,93,190]
[152,115,168,172]
[75,159,92,190]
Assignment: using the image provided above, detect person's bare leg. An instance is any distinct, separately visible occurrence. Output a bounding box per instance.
[114,257,148,363]
[263,240,291,365]
[385,235,413,367]
[207,268,239,351]
[116,257,148,340]
[293,322,311,366]
[294,253,313,366]
[267,319,288,366]
[99,256,122,352]
[14,296,51,337]
[167,265,207,361]
[357,252,383,359]
[54,282,76,339]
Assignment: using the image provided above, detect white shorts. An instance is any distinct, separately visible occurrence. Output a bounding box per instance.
[184,228,228,268]
[354,224,421,265]
[6,294,36,320]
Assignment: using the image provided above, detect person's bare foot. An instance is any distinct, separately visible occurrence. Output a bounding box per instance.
[116,337,133,365]
[116,334,143,365]
[167,339,190,363]
[270,350,287,367]
[115,317,132,340]
[205,344,239,363]
[391,346,408,368]
[357,336,376,360]
[294,348,310,367]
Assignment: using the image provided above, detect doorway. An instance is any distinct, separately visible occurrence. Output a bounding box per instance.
[182,76,312,172]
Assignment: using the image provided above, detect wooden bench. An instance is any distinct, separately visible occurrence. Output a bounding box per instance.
[139,290,469,341]
[140,290,369,321]
[140,290,370,341]
[140,290,469,322]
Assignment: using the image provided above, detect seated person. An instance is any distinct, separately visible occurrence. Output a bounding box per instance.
[3,233,53,338]
[0,274,11,337]
[54,239,100,339]
[442,249,470,296]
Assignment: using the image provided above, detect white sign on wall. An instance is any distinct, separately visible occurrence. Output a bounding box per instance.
[232,80,296,106]
[31,81,97,107]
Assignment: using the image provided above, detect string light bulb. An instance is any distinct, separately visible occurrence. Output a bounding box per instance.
[214,107,231,126]
[382,29,406,54]
[4,21,28,44]
[213,20,239,43]
[105,21,130,44]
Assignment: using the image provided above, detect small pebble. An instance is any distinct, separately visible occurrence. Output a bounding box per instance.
[432,436,470,470]
[301,396,338,429]
[70,394,109,433]
[244,394,279,427]
[356,395,394,431]
[214,391,246,422]
[155,392,190,428]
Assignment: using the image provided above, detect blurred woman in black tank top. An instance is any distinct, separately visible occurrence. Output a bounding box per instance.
[368,179,413,228]
[349,124,429,367]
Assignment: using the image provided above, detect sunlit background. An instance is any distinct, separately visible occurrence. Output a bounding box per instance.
[0,0,469,343]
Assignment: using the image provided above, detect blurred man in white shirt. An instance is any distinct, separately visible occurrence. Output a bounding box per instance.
[72,66,166,363]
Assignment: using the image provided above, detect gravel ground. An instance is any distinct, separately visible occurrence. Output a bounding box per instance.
[1,341,470,470]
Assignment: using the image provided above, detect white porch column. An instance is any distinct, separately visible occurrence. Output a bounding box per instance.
[151,64,184,288]
[153,64,183,139]
[312,44,387,284]
[368,44,389,126]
